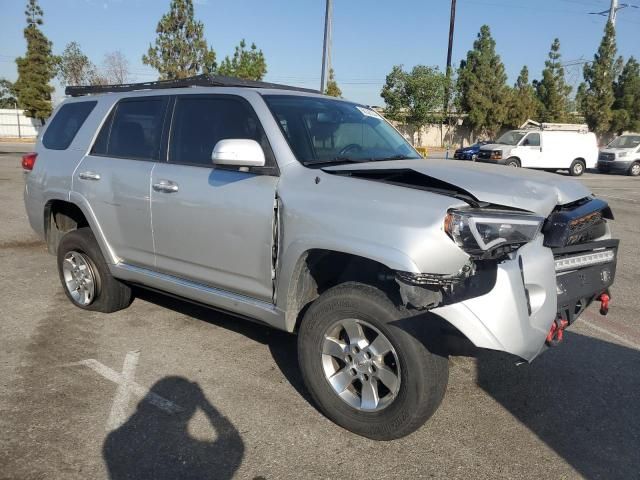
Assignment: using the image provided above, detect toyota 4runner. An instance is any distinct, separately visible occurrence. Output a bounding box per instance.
[23,75,619,440]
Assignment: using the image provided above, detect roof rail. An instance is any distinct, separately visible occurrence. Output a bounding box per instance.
[65,74,321,97]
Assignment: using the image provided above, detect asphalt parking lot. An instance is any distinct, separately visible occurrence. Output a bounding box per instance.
[1,144,638,480]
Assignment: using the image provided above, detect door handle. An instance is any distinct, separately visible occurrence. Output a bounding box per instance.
[78,171,101,181]
[153,180,179,193]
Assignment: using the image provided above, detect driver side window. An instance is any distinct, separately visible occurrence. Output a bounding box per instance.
[523,133,540,147]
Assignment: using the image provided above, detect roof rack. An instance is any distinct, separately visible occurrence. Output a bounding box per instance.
[65,74,320,97]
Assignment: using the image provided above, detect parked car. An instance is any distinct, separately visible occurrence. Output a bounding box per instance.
[22,76,618,440]
[477,124,598,176]
[453,141,490,160]
[597,133,640,176]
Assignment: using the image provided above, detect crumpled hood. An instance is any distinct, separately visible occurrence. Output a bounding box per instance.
[323,159,592,217]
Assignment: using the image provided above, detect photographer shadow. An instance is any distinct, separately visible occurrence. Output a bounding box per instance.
[103,376,244,480]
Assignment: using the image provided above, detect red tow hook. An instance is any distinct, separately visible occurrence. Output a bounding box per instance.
[599,292,610,316]
[546,317,569,347]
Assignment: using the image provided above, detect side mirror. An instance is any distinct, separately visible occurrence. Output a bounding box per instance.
[212,139,265,168]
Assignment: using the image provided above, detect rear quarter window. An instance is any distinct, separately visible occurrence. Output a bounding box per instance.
[42,101,97,150]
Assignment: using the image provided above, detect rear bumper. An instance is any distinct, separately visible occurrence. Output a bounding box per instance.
[432,237,618,362]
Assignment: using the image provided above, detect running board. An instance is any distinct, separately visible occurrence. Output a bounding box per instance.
[111,263,287,331]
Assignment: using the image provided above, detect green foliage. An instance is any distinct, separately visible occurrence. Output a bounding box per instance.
[535,38,572,122]
[381,64,447,128]
[456,25,508,137]
[611,57,640,134]
[142,0,216,80]
[0,78,19,109]
[14,0,55,121]
[56,41,99,87]
[216,39,267,81]
[504,66,540,129]
[578,22,618,136]
[324,68,342,97]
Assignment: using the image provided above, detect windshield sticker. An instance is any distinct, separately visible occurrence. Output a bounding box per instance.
[356,106,381,119]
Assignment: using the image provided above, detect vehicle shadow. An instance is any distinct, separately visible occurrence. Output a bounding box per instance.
[103,375,244,480]
[132,289,311,403]
[476,331,640,480]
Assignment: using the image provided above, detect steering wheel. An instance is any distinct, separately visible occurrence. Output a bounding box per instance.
[337,143,363,157]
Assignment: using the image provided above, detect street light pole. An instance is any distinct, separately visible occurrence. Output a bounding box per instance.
[320,0,333,93]
[609,0,618,25]
[443,0,457,151]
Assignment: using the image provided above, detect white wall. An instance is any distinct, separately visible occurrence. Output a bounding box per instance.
[0,109,42,138]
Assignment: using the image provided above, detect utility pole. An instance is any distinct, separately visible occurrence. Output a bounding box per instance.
[443,0,457,151]
[320,0,333,93]
[609,0,618,25]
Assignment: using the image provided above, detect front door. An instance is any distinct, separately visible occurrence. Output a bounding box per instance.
[150,94,278,302]
[517,132,543,168]
[74,96,170,267]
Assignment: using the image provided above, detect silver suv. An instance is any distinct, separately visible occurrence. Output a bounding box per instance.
[23,75,619,440]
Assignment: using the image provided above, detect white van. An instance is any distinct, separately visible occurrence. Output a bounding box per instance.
[477,124,598,176]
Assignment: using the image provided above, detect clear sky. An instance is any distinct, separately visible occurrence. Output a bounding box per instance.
[0,0,638,106]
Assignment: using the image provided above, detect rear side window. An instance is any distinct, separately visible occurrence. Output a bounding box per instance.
[169,95,274,168]
[42,101,96,150]
[91,97,168,160]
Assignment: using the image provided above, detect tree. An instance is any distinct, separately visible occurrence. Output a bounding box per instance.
[535,38,572,122]
[56,41,98,87]
[14,0,56,121]
[324,68,342,97]
[0,79,19,109]
[142,0,216,80]
[504,66,540,128]
[102,51,132,84]
[578,21,618,136]
[611,57,640,134]
[381,64,447,144]
[456,25,508,138]
[216,39,267,81]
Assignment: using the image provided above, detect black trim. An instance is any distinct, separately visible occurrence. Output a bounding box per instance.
[66,74,319,97]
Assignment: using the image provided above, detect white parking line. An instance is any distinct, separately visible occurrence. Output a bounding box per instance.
[63,351,183,430]
[581,315,640,351]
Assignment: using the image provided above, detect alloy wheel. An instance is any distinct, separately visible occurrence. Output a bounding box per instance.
[321,318,401,412]
[62,251,97,306]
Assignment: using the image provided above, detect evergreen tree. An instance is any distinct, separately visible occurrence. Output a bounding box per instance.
[324,68,342,97]
[0,79,19,109]
[14,0,56,121]
[611,57,640,133]
[142,0,216,80]
[456,25,508,137]
[56,42,99,87]
[578,21,618,136]
[217,39,267,81]
[504,66,540,128]
[535,38,572,122]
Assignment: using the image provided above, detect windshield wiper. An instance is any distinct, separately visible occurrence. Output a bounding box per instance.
[302,157,376,166]
[372,154,418,161]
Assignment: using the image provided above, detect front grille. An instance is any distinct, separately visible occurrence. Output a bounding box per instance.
[599,152,615,161]
[543,198,612,248]
[478,151,491,159]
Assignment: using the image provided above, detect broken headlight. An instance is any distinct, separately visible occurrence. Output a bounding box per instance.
[444,209,544,258]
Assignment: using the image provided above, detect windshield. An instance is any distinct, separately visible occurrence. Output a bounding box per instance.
[608,135,640,149]
[495,131,527,146]
[263,95,421,166]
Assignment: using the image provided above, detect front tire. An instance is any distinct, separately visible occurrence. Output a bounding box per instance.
[297,282,448,440]
[628,162,640,177]
[57,228,132,313]
[505,157,520,168]
[570,159,586,176]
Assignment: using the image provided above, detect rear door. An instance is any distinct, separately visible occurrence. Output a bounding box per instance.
[74,96,170,267]
[150,94,279,302]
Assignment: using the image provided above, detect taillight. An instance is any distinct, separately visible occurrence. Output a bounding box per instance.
[21,152,37,171]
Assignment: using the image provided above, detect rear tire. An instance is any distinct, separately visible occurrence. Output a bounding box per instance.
[570,159,586,176]
[628,162,640,177]
[297,282,448,440]
[505,158,520,168]
[57,228,132,313]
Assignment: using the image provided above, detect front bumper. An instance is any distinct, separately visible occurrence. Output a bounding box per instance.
[431,237,618,361]
[597,159,634,173]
